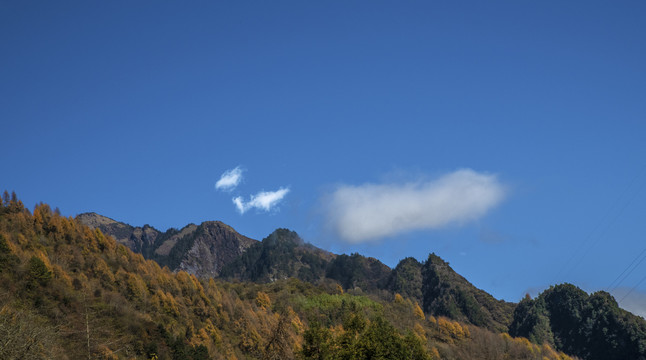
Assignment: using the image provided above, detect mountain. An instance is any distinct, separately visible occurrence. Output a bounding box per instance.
[76,212,256,278]
[77,213,521,332]
[419,254,516,332]
[218,229,513,332]
[510,283,646,360]
[218,228,512,332]
[219,228,392,294]
[69,206,646,359]
[80,214,392,296]
[326,252,391,292]
[76,212,161,253]
[219,228,335,283]
[380,254,515,332]
[0,193,578,360]
[385,257,423,302]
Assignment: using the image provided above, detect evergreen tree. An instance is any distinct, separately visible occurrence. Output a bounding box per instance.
[28,256,52,286]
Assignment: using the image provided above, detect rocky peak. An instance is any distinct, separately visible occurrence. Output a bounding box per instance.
[76,212,257,277]
[176,221,257,277]
[76,212,117,227]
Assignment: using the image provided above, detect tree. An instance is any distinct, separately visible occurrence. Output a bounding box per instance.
[414,303,425,320]
[256,291,271,310]
[263,311,294,360]
[29,256,52,287]
[301,321,332,359]
[2,191,10,208]
[0,234,18,272]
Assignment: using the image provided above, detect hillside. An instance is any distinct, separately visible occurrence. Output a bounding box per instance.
[419,254,516,332]
[0,192,578,359]
[510,284,646,360]
[83,214,395,299]
[219,228,335,283]
[77,212,257,278]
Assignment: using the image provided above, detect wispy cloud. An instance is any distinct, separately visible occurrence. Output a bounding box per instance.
[324,169,506,243]
[233,187,290,214]
[215,166,243,191]
[232,196,246,213]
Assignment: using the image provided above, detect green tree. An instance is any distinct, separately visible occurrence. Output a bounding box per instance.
[29,256,52,286]
[386,257,423,302]
[509,294,554,346]
[0,234,18,272]
[301,321,332,359]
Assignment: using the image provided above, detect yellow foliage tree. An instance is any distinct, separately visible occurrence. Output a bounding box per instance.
[430,346,441,359]
[288,306,304,334]
[335,283,344,295]
[394,293,404,303]
[92,257,115,285]
[414,323,427,341]
[255,291,271,310]
[413,302,425,319]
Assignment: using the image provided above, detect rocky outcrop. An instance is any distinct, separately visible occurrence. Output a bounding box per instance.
[76,212,160,252]
[176,221,257,278]
[76,213,256,277]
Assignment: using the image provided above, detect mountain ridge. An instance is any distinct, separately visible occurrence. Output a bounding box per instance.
[76,212,257,278]
[74,208,646,359]
[78,212,516,332]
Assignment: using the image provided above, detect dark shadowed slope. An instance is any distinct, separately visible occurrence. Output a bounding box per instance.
[420,254,516,332]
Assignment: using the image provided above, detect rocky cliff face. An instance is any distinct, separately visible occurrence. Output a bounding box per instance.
[76,213,256,277]
[175,221,257,278]
[76,212,160,252]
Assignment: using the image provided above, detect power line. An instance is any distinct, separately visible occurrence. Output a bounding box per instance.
[552,165,646,284]
[566,179,645,278]
[608,247,646,291]
[619,273,646,304]
[552,211,608,284]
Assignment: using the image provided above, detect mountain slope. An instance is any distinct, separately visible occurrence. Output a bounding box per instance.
[420,254,516,332]
[220,230,514,333]
[219,228,335,283]
[76,212,161,253]
[385,257,423,302]
[326,252,391,292]
[77,212,256,277]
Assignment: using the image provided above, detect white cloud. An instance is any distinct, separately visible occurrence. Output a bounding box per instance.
[325,169,506,243]
[215,166,243,191]
[232,196,246,213]
[233,187,290,214]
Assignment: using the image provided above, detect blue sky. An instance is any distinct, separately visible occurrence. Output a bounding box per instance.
[2,1,646,315]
